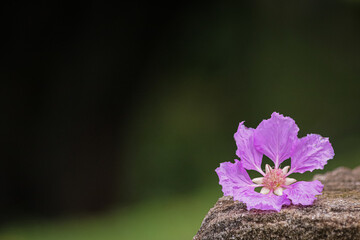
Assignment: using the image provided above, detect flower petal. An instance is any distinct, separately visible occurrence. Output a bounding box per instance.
[283,180,323,205]
[236,191,291,212]
[274,187,284,196]
[254,112,299,168]
[215,159,254,197]
[216,159,290,211]
[234,122,264,174]
[290,134,334,174]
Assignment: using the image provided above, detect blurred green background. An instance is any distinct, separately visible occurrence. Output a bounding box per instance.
[2,1,360,239]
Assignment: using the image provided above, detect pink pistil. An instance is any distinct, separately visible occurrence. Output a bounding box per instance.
[262,168,286,191]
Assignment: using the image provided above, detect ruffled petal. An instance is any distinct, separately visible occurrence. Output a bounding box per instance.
[284,180,323,205]
[234,122,264,174]
[290,134,334,174]
[236,191,291,212]
[254,112,299,168]
[216,159,290,211]
[215,159,254,197]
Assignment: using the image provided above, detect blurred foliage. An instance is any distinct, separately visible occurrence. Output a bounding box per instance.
[3,0,360,239]
[121,1,360,201]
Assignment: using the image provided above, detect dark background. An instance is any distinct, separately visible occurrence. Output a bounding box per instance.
[2,0,360,224]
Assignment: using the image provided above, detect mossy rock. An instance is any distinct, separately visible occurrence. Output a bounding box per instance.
[194,166,360,240]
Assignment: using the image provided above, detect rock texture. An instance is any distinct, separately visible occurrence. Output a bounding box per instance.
[194,166,360,240]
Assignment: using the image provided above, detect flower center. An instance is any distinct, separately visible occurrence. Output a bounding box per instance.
[263,168,286,190]
[251,165,297,196]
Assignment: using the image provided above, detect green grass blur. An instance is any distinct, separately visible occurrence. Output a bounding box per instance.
[0,188,220,240]
[1,152,358,240]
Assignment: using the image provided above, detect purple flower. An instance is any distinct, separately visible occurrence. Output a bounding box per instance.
[215,112,334,211]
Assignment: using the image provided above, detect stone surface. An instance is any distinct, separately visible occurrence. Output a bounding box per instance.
[194,166,360,240]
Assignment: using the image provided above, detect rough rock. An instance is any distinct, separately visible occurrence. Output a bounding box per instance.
[194,166,360,240]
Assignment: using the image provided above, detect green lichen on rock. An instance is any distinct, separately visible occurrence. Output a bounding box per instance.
[194,166,360,240]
